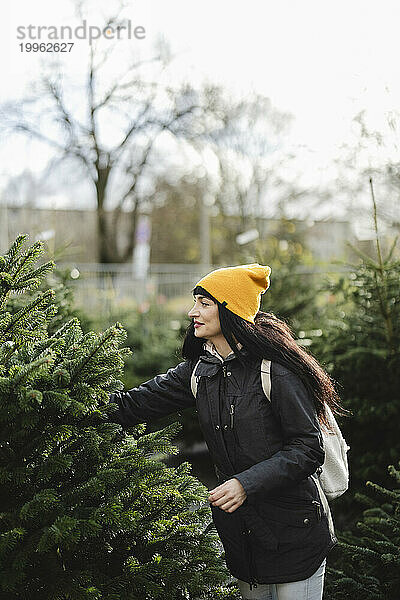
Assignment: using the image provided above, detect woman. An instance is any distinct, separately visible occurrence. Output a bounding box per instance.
[108,264,347,600]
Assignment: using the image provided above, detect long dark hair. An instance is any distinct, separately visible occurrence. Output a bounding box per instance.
[182,285,351,431]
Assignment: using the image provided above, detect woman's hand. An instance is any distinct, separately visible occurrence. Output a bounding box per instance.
[208,478,247,513]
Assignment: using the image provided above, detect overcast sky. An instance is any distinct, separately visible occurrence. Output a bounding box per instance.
[2,0,400,220]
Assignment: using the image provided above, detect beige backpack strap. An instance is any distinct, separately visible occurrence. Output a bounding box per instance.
[190,359,201,398]
[261,359,271,401]
[311,473,337,540]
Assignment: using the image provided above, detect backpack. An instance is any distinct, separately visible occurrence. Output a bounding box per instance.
[259,359,350,500]
[191,358,350,536]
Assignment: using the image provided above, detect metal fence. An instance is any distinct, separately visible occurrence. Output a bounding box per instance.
[58,262,351,318]
[58,263,216,317]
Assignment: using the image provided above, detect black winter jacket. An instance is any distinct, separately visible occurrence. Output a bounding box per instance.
[108,347,338,586]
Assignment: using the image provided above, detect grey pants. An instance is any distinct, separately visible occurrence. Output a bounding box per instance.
[237,557,326,600]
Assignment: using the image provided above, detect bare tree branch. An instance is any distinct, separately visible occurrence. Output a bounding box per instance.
[3,11,283,262]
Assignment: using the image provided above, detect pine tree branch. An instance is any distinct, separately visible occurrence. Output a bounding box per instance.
[69,324,124,387]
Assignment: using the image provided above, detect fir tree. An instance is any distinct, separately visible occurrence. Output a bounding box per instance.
[324,460,400,600]
[5,259,91,337]
[0,235,240,600]
[311,180,400,524]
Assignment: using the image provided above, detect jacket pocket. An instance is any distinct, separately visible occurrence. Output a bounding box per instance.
[255,500,320,549]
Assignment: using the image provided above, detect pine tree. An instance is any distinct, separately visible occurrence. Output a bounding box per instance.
[311,181,400,525]
[324,460,400,600]
[0,235,240,600]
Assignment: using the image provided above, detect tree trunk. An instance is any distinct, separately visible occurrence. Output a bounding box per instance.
[95,165,118,263]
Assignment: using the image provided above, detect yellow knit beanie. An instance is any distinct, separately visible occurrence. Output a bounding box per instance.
[195,263,271,324]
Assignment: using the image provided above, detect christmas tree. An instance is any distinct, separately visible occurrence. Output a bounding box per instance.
[0,235,239,600]
[310,182,400,528]
[324,460,400,600]
[4,256,91,338]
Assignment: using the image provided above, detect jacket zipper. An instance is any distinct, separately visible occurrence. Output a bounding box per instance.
[245,532,258,590]
[222,363,257,587]
[312,499,322,521]
[222,364,235,429]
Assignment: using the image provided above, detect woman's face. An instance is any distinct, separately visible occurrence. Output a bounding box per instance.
[188,294,222,339]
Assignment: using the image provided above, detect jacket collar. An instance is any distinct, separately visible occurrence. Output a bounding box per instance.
[200,340,244,364]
